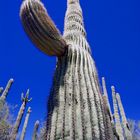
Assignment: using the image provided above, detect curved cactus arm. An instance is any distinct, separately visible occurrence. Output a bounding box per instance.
[20,0,68,56]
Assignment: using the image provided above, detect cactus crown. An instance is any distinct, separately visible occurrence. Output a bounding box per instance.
[21,89,32,103]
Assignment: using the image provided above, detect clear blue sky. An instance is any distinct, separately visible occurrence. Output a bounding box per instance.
[0,0,140,139]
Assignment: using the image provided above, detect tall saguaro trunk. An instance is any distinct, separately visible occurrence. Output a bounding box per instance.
[20,107,32,140]
[116,93,132,140]
[11,89,32,140]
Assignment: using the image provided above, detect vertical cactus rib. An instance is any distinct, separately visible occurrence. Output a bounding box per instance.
[72,48,83,139]
[11,89,32,140]
[79,49,93,139]
[116,93,132,140]
[20,0,67,56]
[32,120,39,140]
[102,95,115,140]
[54,54,68,140]
[0,78,14,101]
[111,86,124,140]
[87,55,106,140]
[46,59,62,140]
[20,107,32,140]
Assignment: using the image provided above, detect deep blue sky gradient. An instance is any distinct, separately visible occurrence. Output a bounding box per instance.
[0,0,140,139]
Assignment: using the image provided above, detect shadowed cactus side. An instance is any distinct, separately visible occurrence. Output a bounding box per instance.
[11,89,32,140]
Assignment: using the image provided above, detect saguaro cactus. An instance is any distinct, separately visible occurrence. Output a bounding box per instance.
[20,0,124,139]
[111,86,124,140]
[116,93,132,140]
[0,78,14,101]
[11,89,32,140]
[20,107,32,140]
[32,120,39,140]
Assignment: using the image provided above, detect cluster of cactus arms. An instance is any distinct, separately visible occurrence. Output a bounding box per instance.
[19,0,133,140]
[11,90,32,140]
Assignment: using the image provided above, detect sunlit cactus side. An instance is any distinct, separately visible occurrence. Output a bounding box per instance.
[20,0,67,56]
[111,86,124,140]
[11,89,32,140]
[32,120,40,140]
[116,93,132,140]
[0,78,14,101]
[102,77,113,123]
[20,107,32,140]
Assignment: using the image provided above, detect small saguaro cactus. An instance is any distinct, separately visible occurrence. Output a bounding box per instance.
[11,89,32,140]
[20,107,32,140]
[32,120,39,140]
[111,86,124,140]
[116,93,132,140]
[0,78,14,101]
[102,77,113,123]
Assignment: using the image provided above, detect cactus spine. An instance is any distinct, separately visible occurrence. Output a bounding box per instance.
[20,107,32,140]
[0,78,14,101]
[11,89,32,140]
[116,93,132,140]
[32,120,39,140]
